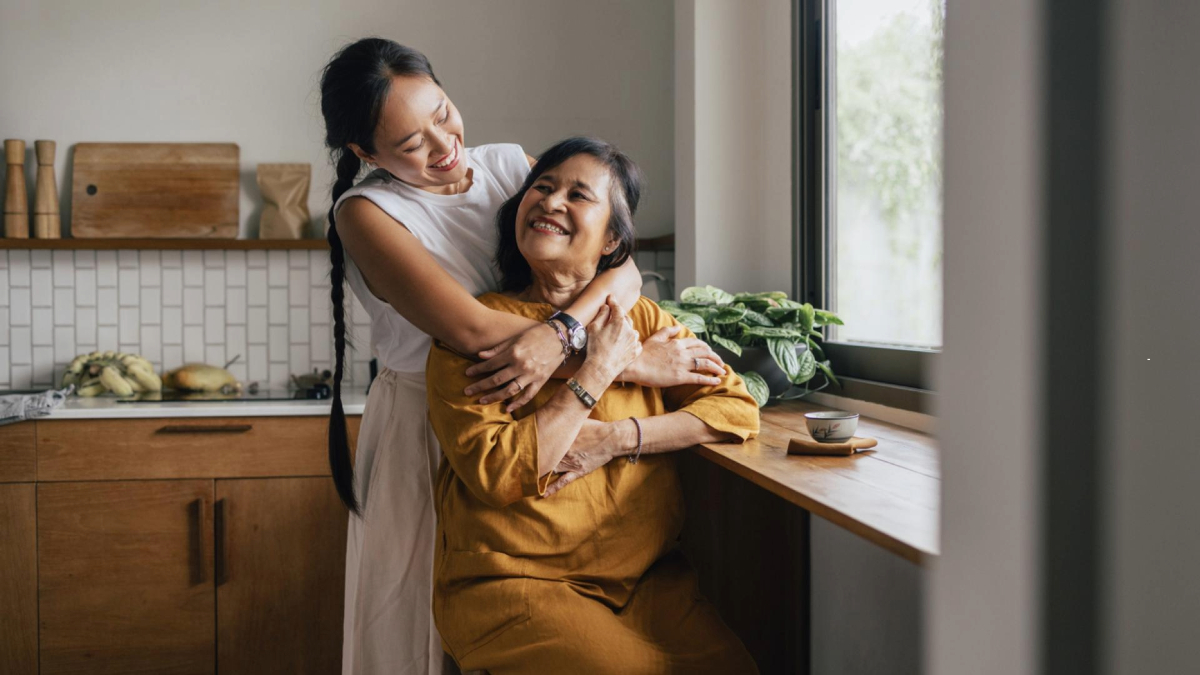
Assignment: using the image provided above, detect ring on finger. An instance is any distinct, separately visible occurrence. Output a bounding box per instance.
[514,380,524,392]
[693,357,700,370]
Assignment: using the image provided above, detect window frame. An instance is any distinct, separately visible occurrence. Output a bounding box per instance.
[792,0,939,411]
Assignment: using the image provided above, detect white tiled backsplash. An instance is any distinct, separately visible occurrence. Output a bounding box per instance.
[0,248,374,391]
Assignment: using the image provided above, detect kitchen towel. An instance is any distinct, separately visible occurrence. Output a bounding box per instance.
[0,385,72,425]
[787,435,878,457]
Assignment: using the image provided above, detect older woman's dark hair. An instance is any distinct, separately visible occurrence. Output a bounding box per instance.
[495,137,642,291]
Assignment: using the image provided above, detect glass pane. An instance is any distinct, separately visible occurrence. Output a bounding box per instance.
[828,0,944,349]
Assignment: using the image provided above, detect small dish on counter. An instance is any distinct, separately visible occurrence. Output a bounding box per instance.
[804,410,859,442]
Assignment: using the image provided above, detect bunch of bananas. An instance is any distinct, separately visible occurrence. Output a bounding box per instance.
[61,351,163,397]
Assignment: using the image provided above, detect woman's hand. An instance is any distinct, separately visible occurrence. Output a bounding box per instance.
[621,325,727,388]
[464,322,564,411]
[583,296,642,382]
[544,419,631,497]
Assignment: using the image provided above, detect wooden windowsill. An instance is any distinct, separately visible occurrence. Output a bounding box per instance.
[690,399,940,565]
[0,238,328,250]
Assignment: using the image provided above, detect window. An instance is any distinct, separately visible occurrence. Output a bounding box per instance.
[795,0,944,397]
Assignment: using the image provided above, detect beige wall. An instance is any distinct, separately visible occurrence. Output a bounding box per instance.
[675,0,793,294]
[0,0,674,237]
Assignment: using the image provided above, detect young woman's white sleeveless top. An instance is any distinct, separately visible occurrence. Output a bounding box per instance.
[334,143,530,373]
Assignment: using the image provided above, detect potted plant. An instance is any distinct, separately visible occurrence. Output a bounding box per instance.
[657,286,843,407]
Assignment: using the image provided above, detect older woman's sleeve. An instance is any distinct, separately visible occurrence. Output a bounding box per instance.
[632,299,761,441]
[425,342,551,508]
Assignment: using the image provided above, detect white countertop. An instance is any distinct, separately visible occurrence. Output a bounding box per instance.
[39,390,369,419]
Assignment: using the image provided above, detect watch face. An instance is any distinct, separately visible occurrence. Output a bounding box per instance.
[570,329,588,351]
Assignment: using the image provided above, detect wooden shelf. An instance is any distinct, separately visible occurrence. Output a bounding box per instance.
[0,238,328,250]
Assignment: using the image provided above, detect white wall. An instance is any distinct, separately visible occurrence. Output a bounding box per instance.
[926,0,1045,672]
[675,0,793,294]
[0,0,675,237]
[1105,1,1200,670]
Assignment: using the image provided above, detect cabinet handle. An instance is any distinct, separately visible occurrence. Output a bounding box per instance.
[215,498,228,586]
[157,424,253,434]
[190,498,206,585]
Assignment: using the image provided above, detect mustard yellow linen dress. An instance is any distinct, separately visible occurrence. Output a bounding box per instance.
[425,293,761,674]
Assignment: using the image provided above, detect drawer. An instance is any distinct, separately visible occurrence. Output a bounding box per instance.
[0,422,36,482]
[37,416,362,481]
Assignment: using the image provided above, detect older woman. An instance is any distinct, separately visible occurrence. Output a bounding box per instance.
[425,137,761,674]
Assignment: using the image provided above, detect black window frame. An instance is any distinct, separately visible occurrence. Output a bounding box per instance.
[793,0,939,412]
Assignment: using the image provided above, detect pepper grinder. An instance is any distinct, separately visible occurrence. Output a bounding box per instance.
[33,140,60,238]
[4,139,29,238]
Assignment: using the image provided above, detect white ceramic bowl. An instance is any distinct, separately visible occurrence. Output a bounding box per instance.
[804,411,859,443]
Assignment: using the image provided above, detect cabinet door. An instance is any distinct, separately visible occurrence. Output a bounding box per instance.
[0,483,37,674]
[216,477,348,674]
[38,480,215,675]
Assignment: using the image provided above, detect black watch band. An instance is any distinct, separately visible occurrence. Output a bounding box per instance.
[548,311,587,353]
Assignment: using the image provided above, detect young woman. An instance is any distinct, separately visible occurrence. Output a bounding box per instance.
[318,39,728,675]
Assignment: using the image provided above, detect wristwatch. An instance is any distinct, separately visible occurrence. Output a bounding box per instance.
[548,311,587,354]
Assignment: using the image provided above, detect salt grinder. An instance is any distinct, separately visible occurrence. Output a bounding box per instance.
[33,140,60,238]
[4,139,29,238]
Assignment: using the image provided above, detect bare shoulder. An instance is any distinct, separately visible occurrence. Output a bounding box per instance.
[525,153,537,167]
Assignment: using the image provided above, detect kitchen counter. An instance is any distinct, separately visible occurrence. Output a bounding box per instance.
[38,390,369,419]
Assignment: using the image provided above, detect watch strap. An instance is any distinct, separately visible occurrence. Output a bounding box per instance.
[565,378,597,409]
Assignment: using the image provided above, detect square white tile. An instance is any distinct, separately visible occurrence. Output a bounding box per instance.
[31,269,53,306]
[118,249,139,268]
[75,269,96,306]
[54,326,75,363]
[248,310,267,344]
[11,364,32,389]
[139,251,161,286]
[8,251,31,287]
[161,268,183,306]
[268,326,289,361]
[163,345,184,371]
[183,252,204,286]
[96,251,118,285]
[183,288,204,324]
[74,250,95,268]
[247,270,268,305]
[141,287,161,324]
[162,307,183,345]
[76,307,97,345]
[267,251,288,285]
[119,307,140,344]
[97,288,118,325]
[11,327,31,364]
[289,307,309,343]
[226,251,247,285]
[205,268,225,305]
[161,250,182,268]
[203,250,224,267]
[268,363,290,389]
[205,307,225,343]
[118,269,139,305]
[289,250,308,268]
[289,269,309,304]
[10,288,31,325]
[268,289,288,323]
[247,250,267,268]
[97,325,119,351]
[53,251,74,287]
[30,250,51,268]
[226,287,246,325]
[184,326,205,362]
[140,325,162,363]
[32,308,52,344]
[248,345,268,381]
[53,288,74,325]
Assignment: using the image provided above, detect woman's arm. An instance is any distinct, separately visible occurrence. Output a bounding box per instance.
[337,197,543,355]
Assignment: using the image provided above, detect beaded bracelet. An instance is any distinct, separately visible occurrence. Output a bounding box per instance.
[628,417,644,464]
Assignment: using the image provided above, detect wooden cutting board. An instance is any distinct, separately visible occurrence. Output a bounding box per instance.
[71,143,239,238]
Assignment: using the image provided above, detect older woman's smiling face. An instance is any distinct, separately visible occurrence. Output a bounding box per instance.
[515,154,620,276]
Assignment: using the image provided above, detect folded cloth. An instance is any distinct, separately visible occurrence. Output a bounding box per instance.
[0,385,73,426]
[787,435,878,457]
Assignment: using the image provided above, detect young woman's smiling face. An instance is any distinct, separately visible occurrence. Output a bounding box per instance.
[515,154,620,275]
[348,75,468,192]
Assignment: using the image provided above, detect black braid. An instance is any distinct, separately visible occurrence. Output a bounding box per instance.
[320,38,440,514]
[327,151,362,514]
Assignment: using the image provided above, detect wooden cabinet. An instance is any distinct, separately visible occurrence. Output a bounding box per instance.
[216,478,348,674]
[0,483,38,674]
[38,480,216,675]
[9,414,361,675]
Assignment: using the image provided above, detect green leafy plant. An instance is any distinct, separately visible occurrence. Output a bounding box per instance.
[657,286,844,407]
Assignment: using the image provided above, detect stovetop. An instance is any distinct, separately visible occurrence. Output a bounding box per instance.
[115,387,331,403]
